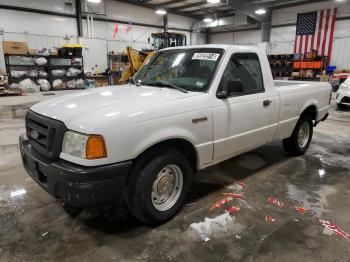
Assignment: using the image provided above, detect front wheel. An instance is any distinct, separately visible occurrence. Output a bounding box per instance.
[126,147,193,225]
[283,114,313,156]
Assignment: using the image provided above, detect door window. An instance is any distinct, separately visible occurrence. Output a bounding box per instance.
[219,53,264,96]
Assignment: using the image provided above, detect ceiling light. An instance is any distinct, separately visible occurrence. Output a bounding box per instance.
[203,17,213,23]
[207,0,221,3]
[155,9,167,15]
[87,0,101,3]
[255,8,266,15]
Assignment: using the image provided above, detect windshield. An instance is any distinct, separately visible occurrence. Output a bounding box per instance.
[134,48,224,92]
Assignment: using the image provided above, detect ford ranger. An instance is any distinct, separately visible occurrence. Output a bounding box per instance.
[20,45,331,225]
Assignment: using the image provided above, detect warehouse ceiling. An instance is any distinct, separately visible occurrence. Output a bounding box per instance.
[117,0,330,20]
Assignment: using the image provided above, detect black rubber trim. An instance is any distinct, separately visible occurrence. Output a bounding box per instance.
[19,134,133,208]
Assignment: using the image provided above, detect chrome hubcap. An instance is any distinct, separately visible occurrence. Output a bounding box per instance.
[298,121,310,148]
[151,164,183,212]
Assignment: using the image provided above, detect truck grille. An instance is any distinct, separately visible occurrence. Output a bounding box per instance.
[25,110,67,160]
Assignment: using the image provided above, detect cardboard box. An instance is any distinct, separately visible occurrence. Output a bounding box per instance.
[3,41,28,54]
[28,48,37,55]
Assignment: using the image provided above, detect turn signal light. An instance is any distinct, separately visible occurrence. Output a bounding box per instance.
[86,136,107,159]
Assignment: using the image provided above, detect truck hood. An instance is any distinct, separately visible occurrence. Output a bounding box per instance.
[31,85,203,132]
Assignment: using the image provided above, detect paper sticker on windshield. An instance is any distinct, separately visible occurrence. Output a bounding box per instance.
[192,53,220,61]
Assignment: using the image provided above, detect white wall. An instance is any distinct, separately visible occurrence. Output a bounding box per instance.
[209,32,233,44]
[0,0,202,73]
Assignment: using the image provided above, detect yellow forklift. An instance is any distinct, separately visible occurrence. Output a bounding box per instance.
[149,32,187,50]
[119,32,187,82]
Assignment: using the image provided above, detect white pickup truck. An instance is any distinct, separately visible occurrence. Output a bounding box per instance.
[20,45,331,224]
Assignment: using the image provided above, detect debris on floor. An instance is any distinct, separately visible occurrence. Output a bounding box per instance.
[237,181,246,188]
[265,215,277,223]
[295,206,306,215]
[199,233,210,242]
[318,219,350,240]
[189,212,234,236]
[223,193,243,199]
[226,206,240,214]
[267,197,285,208]
[226,181,246,191]
[210,196,233,210]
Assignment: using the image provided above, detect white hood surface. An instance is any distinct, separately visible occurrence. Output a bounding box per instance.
[31,85,203,133]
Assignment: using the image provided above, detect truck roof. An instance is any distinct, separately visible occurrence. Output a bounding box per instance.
[161,44,260,53]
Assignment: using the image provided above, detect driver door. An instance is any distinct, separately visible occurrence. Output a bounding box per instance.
[212,52,276,162]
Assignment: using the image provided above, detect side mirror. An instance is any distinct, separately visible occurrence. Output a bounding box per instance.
[217,80,244,99]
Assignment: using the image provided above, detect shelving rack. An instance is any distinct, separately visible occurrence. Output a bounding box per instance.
[291,56,328,81]
[4,54,85,90]
[107,53,129,85]
[268,54,294,79]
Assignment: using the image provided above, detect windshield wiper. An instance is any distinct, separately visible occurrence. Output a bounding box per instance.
[130,78,141,86]
[145,81,188,93]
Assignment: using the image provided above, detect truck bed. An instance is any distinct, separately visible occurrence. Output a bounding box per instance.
[274,80,314,87]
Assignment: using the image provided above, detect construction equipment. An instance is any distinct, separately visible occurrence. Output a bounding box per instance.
[150,32,187,50]
[119,32,186,82]
[119,47,155,83]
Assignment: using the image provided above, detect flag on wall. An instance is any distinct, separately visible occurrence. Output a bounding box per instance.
[126,20,133,34]
[113,23,119,38]
[293,8,337,60]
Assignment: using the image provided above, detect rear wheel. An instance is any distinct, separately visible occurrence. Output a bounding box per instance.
[126,147,193,225]
[283,114,313,156]
[337,103,347,110]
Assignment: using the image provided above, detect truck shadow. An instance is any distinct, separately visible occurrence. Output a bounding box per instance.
[77,141,291,234]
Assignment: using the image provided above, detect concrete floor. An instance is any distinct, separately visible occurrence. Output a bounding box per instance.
[0,92,350,261]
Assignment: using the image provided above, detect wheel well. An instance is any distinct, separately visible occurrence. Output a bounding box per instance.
[301,105,317,120]
[138,139,198,172]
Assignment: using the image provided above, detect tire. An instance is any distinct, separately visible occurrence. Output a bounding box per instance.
[126,147,193,225]
[337,103,346,110]
[283,114,313,156]
[61,202,82,217]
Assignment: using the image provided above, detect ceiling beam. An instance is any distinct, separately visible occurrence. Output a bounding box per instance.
[185,4,230,14]
[217,11,235,18]
[271,0,331,9]
[171,1,208,11]
[158,0,188,7]
[116,0,200,19]
[226,0,262,22]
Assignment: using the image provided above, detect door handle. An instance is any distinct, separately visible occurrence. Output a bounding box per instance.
[263,100,272,107]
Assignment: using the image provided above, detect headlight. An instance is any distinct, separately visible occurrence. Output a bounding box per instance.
[62,131,107,159]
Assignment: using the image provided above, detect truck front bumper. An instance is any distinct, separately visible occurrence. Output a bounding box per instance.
[19,134,132,208]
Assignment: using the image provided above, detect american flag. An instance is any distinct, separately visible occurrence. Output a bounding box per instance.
[293,8,337,60]
[126,20,133,34]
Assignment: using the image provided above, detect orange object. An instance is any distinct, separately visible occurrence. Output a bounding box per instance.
[307,61,314,68]
[300,61,308,68]
[223,193,243,199]
[265,215,276,223]
[294,61,301,68]
[295,206,306,214]
[86,135,107,159]
[313,61,322,68]
[226,206,240,214]
[267,197,284,208]
[210,197,233,210]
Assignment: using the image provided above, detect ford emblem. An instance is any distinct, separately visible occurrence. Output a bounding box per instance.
[30,130,39,140]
